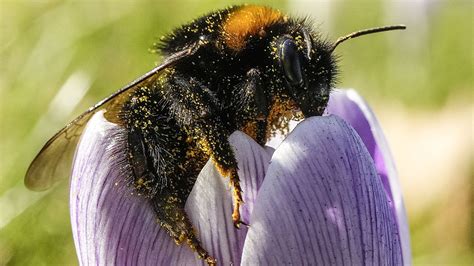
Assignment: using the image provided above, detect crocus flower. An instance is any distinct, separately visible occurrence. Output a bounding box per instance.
[70,89,410,265]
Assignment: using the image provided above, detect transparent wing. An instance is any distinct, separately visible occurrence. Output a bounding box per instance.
[25,110,96,191]
[25,46,199,191]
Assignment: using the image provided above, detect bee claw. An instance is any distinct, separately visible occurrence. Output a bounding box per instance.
[205,256,217,265]
[233,219,249,229]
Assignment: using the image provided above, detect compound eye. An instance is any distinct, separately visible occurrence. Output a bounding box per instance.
[279,39,304,86]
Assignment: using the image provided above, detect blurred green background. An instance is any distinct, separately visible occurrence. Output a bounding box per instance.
[0,0,472,265]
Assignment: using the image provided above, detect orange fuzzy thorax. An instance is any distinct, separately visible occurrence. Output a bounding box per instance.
[222,5,286,51]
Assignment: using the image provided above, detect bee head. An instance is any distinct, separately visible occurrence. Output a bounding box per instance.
[275,29,335,117]
[274,24,406,117]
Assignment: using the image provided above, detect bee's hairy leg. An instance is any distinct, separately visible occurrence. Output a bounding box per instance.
[229,169,248,228]
[163,73,247,228]
[151,194,216,265]
[233,68,269,145]
[199,119,246,228]
[223,68,272,225]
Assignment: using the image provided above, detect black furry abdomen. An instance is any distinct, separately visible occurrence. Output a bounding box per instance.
[120,81,208,203]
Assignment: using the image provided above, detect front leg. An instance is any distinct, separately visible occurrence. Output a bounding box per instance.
[196,117,246,228]
[163,74,246,227]
[232,68,269,145]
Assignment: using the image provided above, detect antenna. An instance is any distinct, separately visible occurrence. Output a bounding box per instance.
[331,25,406,52]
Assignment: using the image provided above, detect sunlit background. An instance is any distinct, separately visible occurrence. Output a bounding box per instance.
[0,0,472,265]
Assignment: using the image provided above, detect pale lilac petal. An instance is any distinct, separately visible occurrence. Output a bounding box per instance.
[70,112,271,265]
[174,131,271,265]
[326,89,411,263]
[230,132,273,222]
[241,116,402,264]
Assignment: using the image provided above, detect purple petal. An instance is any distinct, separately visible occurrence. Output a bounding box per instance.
[326,90,392,201]
[70,112,271,265]
[326,89,411,262]
[241,116,402,264]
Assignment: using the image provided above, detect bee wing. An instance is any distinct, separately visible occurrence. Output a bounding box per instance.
[25,45,199,191]
[25,110,97,191]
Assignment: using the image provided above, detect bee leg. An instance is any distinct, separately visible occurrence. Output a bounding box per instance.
[233,68,269,145]
[214,158,245,228]
[199,118,246,228]
[248,68,269,146]
[230,170,248,228]
[163,74,247,228]
[151,194,216,265]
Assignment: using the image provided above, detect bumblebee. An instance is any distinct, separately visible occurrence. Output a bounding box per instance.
[25,5,404,264]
